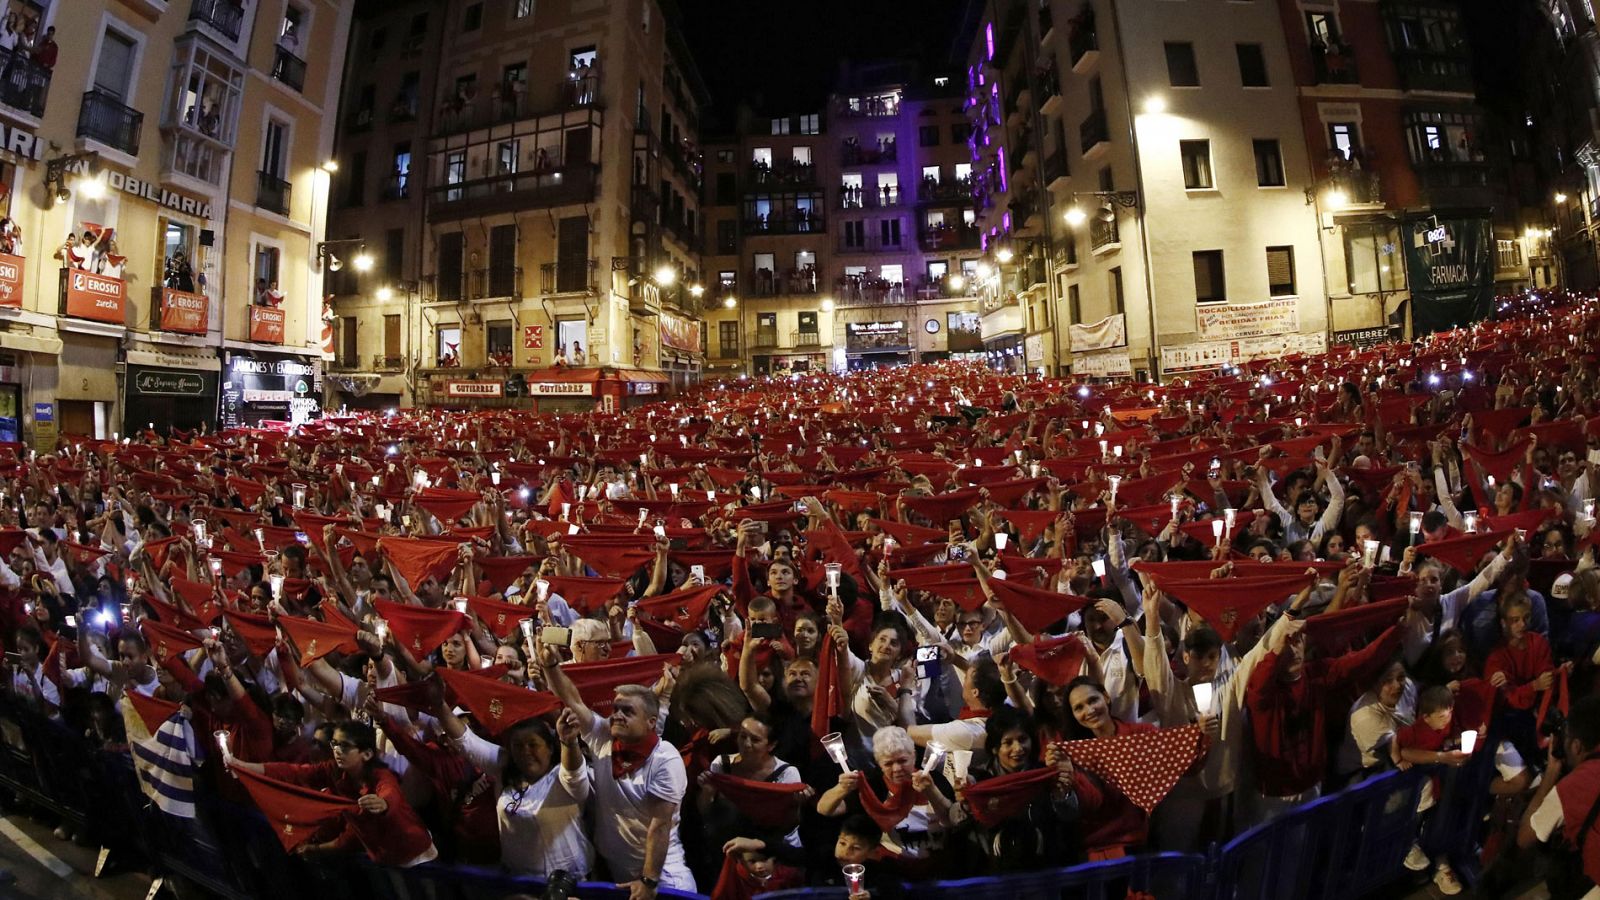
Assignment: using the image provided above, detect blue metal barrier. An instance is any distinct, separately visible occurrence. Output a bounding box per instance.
[900,852,1210,900]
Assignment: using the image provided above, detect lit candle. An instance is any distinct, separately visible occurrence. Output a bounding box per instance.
[1191,681,1215,713]
[1463,512,1478,533]
[1460,729,1478,754]
[1409,511,1423,536]
[209,557,223,580]
[1211,519,1224,541]
[821,732,852,771]
[1362,539,1379,567]
[536,579,550,603]
[270,574,284,600]
[921,740,948,774]
[994,532,1009,551]
[843,864,866,894]
[454,597,469,614]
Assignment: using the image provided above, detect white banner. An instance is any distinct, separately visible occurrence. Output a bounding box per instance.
[1024,333,1045,365]
[526,381,593,396]
[1068,313,1127,352]
[445,381,504,397]
[1073,350,1134,378]
[1161,332,1327,374]
[1194,298,1299,341]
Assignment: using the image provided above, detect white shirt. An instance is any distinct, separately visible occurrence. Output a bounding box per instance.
[10,661,58,711]
[457,728,593,876]
[1338,682,1417,774]
[582,716,695,892]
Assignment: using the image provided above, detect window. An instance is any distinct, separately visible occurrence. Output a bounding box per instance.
[1180,140,1213,189]
[496,140,519,174]
[798,311,819,339]
[385,228,404,281]
[344,151,366,206]
[462,3,482,31]
[793,146,812,165]
[1307,11,1338,45]
[951,123,971,143]
[391,143,412,198]
[799,114,819,135]
[556,320,585,357]
[752,147,772,167]
[719,321,739,357]
[339,317,358,364]
[437,232,463,301]
[95,29,137,99]
[1236,43,1268,87]
[384,314,401,360]
[920,125,939,147]
[437,326,462,362]
[556,216,590,292]
[716,220,737,253]
[1253,139,1284,187]
[255,245,281,292]
[844,220,865,248]
[514,0,534,19]
[262,119,288,178]
[1067,284,1082,323]
[445,150,465,201]
[1165,42,1199,87]
[1109,267,1125,314]
[771,117,790,135]
[1328,122,1359,160]
[570,46,597,69]
[1266,246,1295,296]
[1193,250,1225,302]
[487,321,513,356]
[880,218,902,247]
[1344,225,1405,294]
[715,172,736,205]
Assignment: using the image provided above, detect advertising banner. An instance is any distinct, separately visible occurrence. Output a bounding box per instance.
[157,288,209,334]
[1332,325,1400,350]
[1069,313,1127,352]
[1194,298,1299,341]
[658,313,700,353]
[249,306,286,344]
[220,354,321,429]
[1074,350,1134,378]
[1405,215,1493,334]
[62,270,126,323]
[0,254,23,308]
[525,381,594,397]
[1161,332,1327,374]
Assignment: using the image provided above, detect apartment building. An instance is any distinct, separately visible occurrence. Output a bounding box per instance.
[0,0,350,440]
[326,0,709,411]
[698,62,985,377]
[965,0,1328,379]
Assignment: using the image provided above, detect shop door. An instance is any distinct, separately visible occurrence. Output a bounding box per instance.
[58,400,97,440]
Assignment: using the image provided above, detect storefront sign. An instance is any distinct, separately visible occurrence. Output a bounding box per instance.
[62,270,126,323]
[845,321,909,352]
[132,370,212,396]
[525,381,594,396]
[249,306,285,344]
[31,402,52,452]
[0,123,44,162]
[0,253,22,308]
[445,381,504,398]
[156,287,208,334]
[1405,215,1493,333]
[658,313,699,354]
[1069,313,1127,352]
[1332,325,1400,350]
[1074,350,1134,378]
[1161,332,1328,374]
[105,171,213,219]
[1194,299,1299,341]
[221,353,321,429]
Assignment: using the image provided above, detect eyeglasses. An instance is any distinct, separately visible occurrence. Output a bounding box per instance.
[329,739,360,752]
[959,620,983,628]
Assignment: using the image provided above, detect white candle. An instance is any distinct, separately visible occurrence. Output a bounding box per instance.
[994,532,1009,551]
[821,732,852,771]
[1211,519,1224,541]
[1362,539,1379,567]
[1460,729,1478,754]
[1191,681,1215,713]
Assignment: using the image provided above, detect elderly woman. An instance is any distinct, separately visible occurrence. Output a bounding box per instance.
[816,725,955,877]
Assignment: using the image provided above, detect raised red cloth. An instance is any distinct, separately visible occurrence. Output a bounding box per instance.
[965,767,1060,827]
[997,509,1061,545]
[1149,572,1311,641]
[1462,440,1530,483]
[233,766,358,852]
[372,599,470,657]
[413,487,481,523]
[436,667,559,736]
[224,611,279,656]
[987,578,1092,633]
[1480,508,1559,534]
[475,555,538,592]
[1302,597,1409,654]
[278,614,360,666]
[1418,529,1510,574]
[209,549,266,578]
[870,518,947,547]
[377,536,461,588]
[463,594,532,639]
[561,654,679,709]
[142,537,183,570]
[1473,407,1534,444]
[139,618,204,664]
[703,773,809,829]
[634,583,723,632]
[856,777,916,831]
[370,679,439,715]
[612,733,660,779]
[1062,724,1209,813]
[542,575,627,614]
[124,690,181,735]
[1009,633,1090,684]
[900,487,984,524]
[560,537,656,578]
[812,630,845,740]
[710,853,804,900]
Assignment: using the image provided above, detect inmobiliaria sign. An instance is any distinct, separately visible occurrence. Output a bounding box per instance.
[157,288,208,334]
[249,306,286,344]
[0,253,23,309]
[63,270,126,324]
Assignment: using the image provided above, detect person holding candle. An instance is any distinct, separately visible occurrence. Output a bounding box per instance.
[1393,681,1474,897]
[1398,538,1517,666]
[815,725,955,878]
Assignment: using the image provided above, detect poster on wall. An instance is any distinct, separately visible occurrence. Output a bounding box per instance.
[1161,332,1327,374]
[220,354,322,429]
[1194,299,1298,341]
[1068,313,1127,352]
[1074,350,1133,378]
[1404,214,1493,334]
[0,254,24,309]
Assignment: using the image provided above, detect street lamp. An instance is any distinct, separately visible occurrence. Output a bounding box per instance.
[43,151,102,207]
[376,286,395,301]
[316,238,370,273]
[1556,192,1569,204]
[654,265,677,286]
[1061,191,1139,228]
[352,252,374,272]
[722,295,737,309]
[995,246,1014,264]
[1142,96,1166,115]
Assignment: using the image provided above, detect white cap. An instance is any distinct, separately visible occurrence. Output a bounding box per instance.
[1552,573,1575,600]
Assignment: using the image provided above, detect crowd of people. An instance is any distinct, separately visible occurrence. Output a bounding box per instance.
[4,295,1600,899]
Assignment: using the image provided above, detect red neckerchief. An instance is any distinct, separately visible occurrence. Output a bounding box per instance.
[957,706,987,720]
[612,733,661,779]
[857,776,916,832]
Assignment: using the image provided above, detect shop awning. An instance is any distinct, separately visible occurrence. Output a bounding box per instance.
[609,369,669,384]
[127,347,221,372]
[0,330,62,356]
[523,367,604,384]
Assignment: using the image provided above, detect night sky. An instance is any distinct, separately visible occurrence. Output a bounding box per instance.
[677,0,974,130]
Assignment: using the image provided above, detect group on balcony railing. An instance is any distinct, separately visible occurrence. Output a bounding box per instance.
[920,174,973,202]
[751,265,819,297]
[842,135,897,166]
[271,25,306,92]
[0,13,53,117]
[749,159,815,188]
[834,273,906,304]
[921,221,980,250]
[561,60,599,108]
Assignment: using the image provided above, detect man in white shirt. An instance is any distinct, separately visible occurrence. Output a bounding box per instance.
[1519,695,1600,900]
[539,642,694,898]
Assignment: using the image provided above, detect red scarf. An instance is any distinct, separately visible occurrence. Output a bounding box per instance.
[612,733,660,779]
[811,630,845,740]
[964,767,1059,827]
[857,776,916,832]
[710,853,804,900]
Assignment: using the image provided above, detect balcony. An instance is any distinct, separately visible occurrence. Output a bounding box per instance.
[189,0,244,41]
[835,93,901,118]
[834,276,909,306]
[538,258,598,295]
[836,231,907,254]
[78,89,144,157]
[917,176,973,203]
[919,223,981,251]
[748,267,820,297]
[256,170,291,216]
[560,70,602,109]
[746,160,817,190]
[467,266,522,300]
[1036,65,1062,117]
[915,276,977,300]
[1079,108,1109,158]
[1043,148,1069,192]
[793,329,822,348]
[428,165,598,222]
[841,139,897,166]
[380,174,411,201]
[717,341,740,360]
[372,354,405,372]
[1393,53,1472,94]
[272,47,307,93]
[1068,10,1099,72]
[0,45,48,118]
[1090,217,1120,252]
[1326,166,1383,206]
[752,329,779,350]
[838,184,902,209]
[388,93,419,123]
[1312,43,1360,84]
[742,210,824,235]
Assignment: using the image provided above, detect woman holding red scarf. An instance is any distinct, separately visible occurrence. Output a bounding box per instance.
[816,725,956,879]
[1060,677,1156,858]
[953,706,1079,872]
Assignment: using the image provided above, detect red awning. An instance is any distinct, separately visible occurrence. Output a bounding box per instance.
[609,369,670,384]
[523,367,603,385]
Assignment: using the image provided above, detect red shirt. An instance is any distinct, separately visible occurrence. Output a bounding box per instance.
[1485,632,1554,710]
[1246,626,1401,797]
[262,760,433,866]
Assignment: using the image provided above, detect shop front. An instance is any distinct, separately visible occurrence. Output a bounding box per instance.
[123,348,220,436]
[523,367,600,413]
[57,267,128,439]
[220,351,322,428]
[844,320,911,370]
[425,376,527,410]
